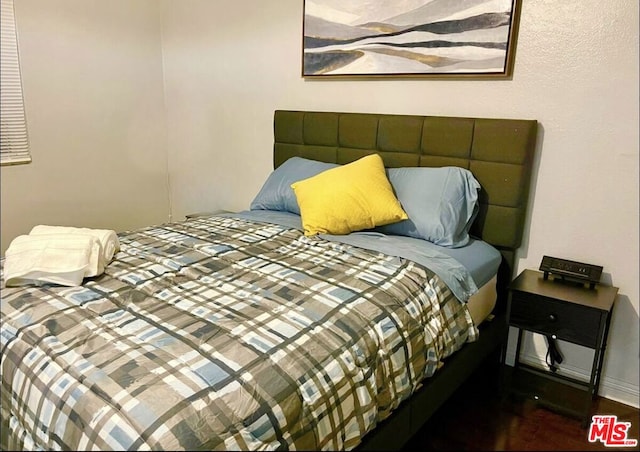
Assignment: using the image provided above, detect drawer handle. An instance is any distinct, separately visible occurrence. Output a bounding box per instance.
[548,313,557,322]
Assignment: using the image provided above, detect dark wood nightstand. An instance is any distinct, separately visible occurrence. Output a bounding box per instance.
[502,269,618,427]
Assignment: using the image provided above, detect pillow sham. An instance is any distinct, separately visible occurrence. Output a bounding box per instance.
[250,157,338,215]
[375,166,481,248]
[291,154,408,236]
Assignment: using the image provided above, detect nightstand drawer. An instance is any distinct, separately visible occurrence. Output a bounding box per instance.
[510,292,602,347]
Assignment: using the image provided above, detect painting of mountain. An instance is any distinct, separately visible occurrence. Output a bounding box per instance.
[302,0,520,77]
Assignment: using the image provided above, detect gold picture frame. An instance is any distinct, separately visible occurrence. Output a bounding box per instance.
[302,0,522,79]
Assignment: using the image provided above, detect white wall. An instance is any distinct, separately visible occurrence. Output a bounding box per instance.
[0,0,169,251]
[160,0,639,407]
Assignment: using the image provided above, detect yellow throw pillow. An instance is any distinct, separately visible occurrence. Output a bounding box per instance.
[291,154,408,236]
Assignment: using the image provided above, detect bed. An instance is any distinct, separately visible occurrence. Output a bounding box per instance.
[0,110,538,451]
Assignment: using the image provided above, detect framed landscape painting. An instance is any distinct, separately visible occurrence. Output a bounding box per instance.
[302,0,521,78]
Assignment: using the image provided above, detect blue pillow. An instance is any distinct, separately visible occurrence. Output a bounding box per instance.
[250,157,338,214]
[376,166,481,248]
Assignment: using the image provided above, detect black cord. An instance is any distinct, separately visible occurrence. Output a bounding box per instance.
[545,335,564,372]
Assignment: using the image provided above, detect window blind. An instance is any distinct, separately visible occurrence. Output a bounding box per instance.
[1,0,30,165]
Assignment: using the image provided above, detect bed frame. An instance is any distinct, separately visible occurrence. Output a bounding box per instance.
[272,110,538,450]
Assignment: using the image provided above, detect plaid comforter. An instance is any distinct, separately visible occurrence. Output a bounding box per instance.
[1,216,477,451]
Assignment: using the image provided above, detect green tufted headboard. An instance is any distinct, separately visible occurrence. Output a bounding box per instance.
[273,110,538,299]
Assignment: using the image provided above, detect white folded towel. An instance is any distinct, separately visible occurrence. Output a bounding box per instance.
[29,225,120,276]
[3,234,102,287]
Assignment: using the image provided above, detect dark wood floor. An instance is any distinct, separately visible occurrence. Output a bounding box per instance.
[403,364,640,451]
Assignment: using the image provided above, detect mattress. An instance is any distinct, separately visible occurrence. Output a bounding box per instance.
[467,275,497,326]
[330,235,501,327]
[229,210,501,327]
[0,214,481,451]
[426,236,501,326]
